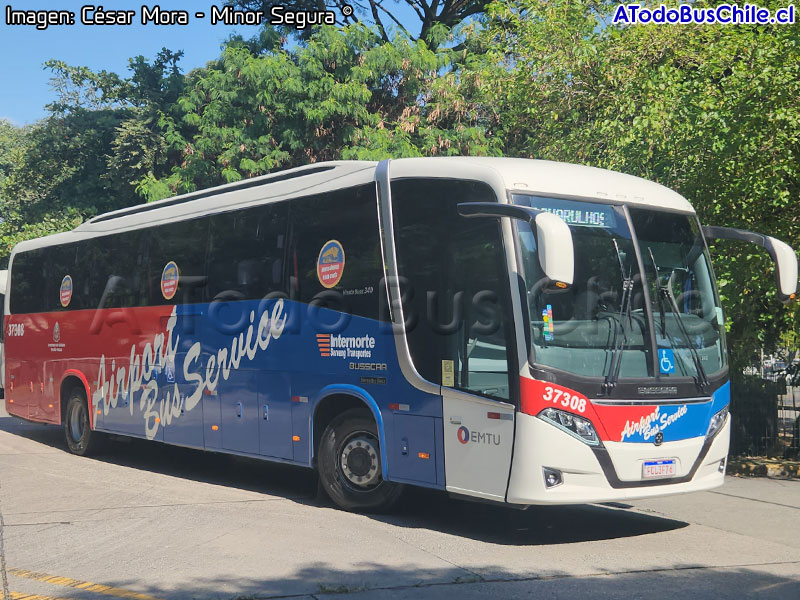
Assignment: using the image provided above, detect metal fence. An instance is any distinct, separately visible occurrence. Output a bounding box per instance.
[730,371,800,459]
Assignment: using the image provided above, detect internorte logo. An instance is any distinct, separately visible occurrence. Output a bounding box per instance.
[316,333,375,359]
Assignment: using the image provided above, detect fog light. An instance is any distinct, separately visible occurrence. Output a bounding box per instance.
[718,458,726,473]
[543,467,563,488]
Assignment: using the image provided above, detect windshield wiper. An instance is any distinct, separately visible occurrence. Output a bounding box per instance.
[603,239,634,394]
[648,248,709,392]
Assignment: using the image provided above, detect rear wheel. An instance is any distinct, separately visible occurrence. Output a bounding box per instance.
[64,388,104,456]
[318,408,403,512]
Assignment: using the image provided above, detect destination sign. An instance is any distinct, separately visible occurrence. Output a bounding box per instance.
[513,195,618,229]
[536,207,611,227]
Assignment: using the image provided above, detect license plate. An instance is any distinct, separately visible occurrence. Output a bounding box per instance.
[642,459,677,479]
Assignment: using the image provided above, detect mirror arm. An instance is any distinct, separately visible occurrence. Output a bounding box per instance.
[457,202,542,224]
[703,225,797,302]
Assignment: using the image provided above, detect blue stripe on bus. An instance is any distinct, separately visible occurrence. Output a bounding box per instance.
[94,297,446,489]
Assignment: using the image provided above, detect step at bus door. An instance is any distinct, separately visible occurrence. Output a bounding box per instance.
[442,388,515,502]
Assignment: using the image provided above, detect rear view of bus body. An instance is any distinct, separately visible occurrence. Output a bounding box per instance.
[4,158,796,510]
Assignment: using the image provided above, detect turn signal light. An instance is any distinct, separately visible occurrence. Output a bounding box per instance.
[211,425,219,431]
[292,435,301,442]
[418,452,430,460]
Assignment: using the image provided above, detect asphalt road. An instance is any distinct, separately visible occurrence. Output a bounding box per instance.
[0,403,798,600]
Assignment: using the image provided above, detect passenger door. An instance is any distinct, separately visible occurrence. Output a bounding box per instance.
[442,389,515,501]
[389,175,517,501]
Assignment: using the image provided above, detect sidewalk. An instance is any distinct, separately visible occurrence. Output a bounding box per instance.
[727,457,800,479]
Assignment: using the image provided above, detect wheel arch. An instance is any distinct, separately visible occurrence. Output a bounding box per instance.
[311,384,388,477]
[60,370,94,429]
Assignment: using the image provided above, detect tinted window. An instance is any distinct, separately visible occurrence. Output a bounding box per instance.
[87,231,151,309]
[41,242,80,312]
[288,184,387,321]
[208,203,288,301]
[392,179,514,400]
[10,250,46,314]
[147,218,210,305]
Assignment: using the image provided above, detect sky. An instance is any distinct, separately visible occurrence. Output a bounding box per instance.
[0,1,257,125]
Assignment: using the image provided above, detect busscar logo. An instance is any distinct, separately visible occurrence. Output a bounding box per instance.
[349,362,387,371]
[316,333,375,359]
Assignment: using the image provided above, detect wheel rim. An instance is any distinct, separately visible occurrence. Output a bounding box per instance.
[339,431,382,490]
[69,402,86,443]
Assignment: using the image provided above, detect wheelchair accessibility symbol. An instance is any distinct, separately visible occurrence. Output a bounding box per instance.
[659,349,676,374]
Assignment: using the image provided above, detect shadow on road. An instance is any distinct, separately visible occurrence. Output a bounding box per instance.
[0,416,688,545]
[186,563,800,600]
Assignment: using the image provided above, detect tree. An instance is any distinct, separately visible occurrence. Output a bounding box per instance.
[0,119,29,185]
[474,0,800,370]
[0,50,187,264]
[143,23,498,198]
[225,0,489,46]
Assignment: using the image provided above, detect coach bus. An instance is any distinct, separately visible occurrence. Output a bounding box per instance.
[4,158,797,511]
[0,269,7,398]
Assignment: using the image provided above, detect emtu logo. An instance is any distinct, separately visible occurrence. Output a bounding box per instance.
[457,426,470,444]
[317,334,331,357]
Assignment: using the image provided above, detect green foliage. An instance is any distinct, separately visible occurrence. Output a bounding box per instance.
[225,0,491,46]
[0,49,187,265]
[0,120,29,185]
[143,24,498,197]
[1,4,797,367]
[476,0,800,369]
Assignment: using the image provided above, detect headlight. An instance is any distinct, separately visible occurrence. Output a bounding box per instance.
[538,407,600,446]
[707,405,729,439]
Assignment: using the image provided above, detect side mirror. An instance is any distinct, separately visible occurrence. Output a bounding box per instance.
[457,202,574,286]
[703,225,798,303]
[533,211,574,286]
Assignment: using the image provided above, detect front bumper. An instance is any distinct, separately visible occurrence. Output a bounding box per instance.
[506,411,730,505]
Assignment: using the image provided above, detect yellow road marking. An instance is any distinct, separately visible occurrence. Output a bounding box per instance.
[8,569,165,600]
[11,592,72,600]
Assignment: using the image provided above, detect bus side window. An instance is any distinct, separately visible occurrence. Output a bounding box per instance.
[392,179,515,401]
[207,203,288,301]
[41,242,79,312]
[147,218,210,305]
[85,231,150,309]
[9,249,46,314]
[288,184,388,322]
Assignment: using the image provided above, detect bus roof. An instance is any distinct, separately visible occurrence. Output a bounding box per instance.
[12,158,694,254]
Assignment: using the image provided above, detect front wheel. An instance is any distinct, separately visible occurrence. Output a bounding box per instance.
[318,409,403,512]
[64,388,104,456]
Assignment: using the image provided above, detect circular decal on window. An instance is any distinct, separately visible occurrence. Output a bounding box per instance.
[60,275,73,307]
[161,261,180,300]
[317,240,345,288]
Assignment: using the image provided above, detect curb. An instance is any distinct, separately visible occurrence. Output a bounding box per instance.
[727,457,800,479]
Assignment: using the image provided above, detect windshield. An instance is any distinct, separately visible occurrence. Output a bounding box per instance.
[513,194,727,381]
[630,207,727,379]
